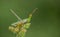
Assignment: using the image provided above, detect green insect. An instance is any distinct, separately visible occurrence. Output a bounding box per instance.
[8,8,38,37]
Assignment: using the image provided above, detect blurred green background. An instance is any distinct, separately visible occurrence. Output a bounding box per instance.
[0,0,60,37]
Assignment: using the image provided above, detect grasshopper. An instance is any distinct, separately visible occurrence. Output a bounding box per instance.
[9,8,38,37]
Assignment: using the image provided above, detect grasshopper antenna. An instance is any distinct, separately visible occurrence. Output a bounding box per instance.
[29,8,38,16]
[10,9,22,21]
[32,8,38,14]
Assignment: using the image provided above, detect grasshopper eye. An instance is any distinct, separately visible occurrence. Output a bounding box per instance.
[14,28,19,33]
